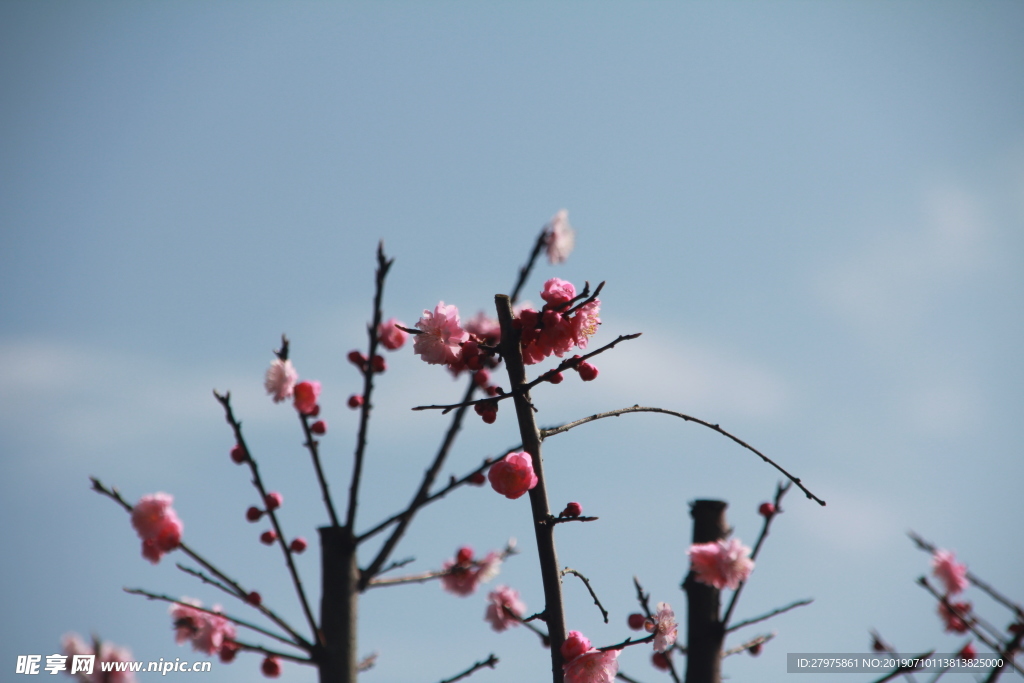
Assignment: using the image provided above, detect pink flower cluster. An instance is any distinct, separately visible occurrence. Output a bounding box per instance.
[485,585,526,632]
[488,452,538,500]
[411,304,505,388]
[561,631,619,683]
[932,549,968,595]
[130,493,183,564]
[688,538,754,590]
[517,278,600,366]
[169,599,238,660]
[62,634,136,683]
[440,546,501,596]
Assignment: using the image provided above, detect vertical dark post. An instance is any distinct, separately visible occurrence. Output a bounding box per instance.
[319,526,358,683]
[683,500,728,683]
[495,294,567,683]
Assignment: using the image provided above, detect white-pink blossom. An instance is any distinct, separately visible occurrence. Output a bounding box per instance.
[169,599,237,656]
[441,548,502,596]
[688,538,754,590]
[264,358,298,402]
[563,649,619,683]
[932,549,968,595]
[650,602,678,653]
[413,302,469,366]
[485,585,526,632]
[545,209,575,264]
[62,633,136,683]
[131,493,183,564]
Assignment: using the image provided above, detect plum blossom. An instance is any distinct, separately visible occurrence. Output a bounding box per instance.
[378,318,409,350]
[688,538,754,590]
[485,585,526,632]
[541,278,577,306]
[292,380,321,415]
[441,547,502,596]
[649,602,678,653]
[169,599,237,656]
[62,634,136,683]
[544,209,575,264]
[414,302,469,366]
[561,631,619,683]
[932,549,968,595]
[130,493,183,564]
[464,311,501,344]
[488,451,538,500]
[939,600,972,633]
[264,358,297,403]
[517,279,600,366]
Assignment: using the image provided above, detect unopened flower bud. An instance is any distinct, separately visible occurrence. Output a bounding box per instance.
[748,642,762,656]
[371,355,386,373]
[547,371,564,384]
[481,411,497,424]
[310,420,327,435]
[347,350,367,368]
[468,472,486,486]
[473,369,490,388]
[561,501,583,518]
[260,530,277,545]
[627,613,646,631]
[455,546,474,565]
[759,502,776,517]
[230,444,247,464]
[577,362,599,381]
[265,492,283,510]
[348,394,364,409]
[290,537,308,553]
[246,506,263,522]
[247,591,262,606]
[651,652,670,671]
[261,656,281,678]
[219,642,239,663]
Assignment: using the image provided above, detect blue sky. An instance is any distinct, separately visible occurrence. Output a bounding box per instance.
[2,3,1022,682]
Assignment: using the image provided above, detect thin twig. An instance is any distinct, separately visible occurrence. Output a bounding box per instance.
[437,654,499,683]
[562,568,609,623]
[632,576,682,683]
[346,241,393,531]
[230,640,314,665]
[542,407,825,506]
[723,631,776,657]
[123,588,299,650]
[726,598,813,633]
[509,227,549,304]
[597,634,656,652]
[212,391,321,646]
[722,481,792,627]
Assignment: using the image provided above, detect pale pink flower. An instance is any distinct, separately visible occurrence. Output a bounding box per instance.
[563,649,619,683]
[560,631,593,663]
[378,318,409,351]
[292,380,321,415]
[62,633,137,683]
[932,549,968,595]
[131,493,183,564]
[464,311,502,343]
[441,548,502,596]
[688,538,754,590]
[541,278,577,307]
[650,602,678,653]
[485,585,526,632]
[264,358,298,403]
[170,599,237,656]
[545,209,575,264]
[570,299,601,348]
[414,302,469,366]
[488,451,538,500]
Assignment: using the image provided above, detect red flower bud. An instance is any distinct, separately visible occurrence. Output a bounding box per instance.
[468,472,486,486]
[651,652,670,671]
[230,444,247,464]
[247,591,262,606]
[348,394,364,409]
[561,502,583,518]
[310,420,327,435]
[260,530,277,545]
[455,546,474,565]
[577,362,599,382]
[347,350,367,368]
[759,502,776,518]
[371,355,386,373]
[261,656,281,678]
[265,492,283,511]
[627,613,646,631]
[290,537,308,553]
[246,506,263,522]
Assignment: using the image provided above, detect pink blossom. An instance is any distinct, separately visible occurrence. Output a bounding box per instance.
[939,600,972,633]
[264,359,298,403]
[414,302,469,366]
[488,451,538,500]
[570,299,601,348]
[170,599,237,656]
[688,538,754,590]
[293,380,321,415]
[62,634,137,683]
[563,649,619,683]
[465,311,501,343]
[649,602,678,653]
[131,493,183,564]
[441,548,502,596]
[378,318,409,350]
[485,585,526,632]
[561,631,593,663]
[541,278,577,306]
[932,549,968,595]
[544,209,575,264]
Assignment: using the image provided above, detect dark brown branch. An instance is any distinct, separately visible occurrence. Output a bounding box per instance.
[412,333,642,414]
[722,481,792,627]
[91,476,313,650]
[358,379,477,589]
[299,412,340,527]
[437,654,499,683]
[346,241,394,531]
[726,598,813,633]
[212,391,322,645]
[561,568,609,623]
[123,588,300,650]
[545,515,600,526]
[542,407,826,506]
